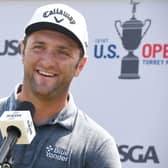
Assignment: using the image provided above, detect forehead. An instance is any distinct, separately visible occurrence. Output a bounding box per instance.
[27,30,80,49]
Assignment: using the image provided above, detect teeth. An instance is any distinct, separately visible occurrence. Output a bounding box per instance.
[38,70,55,77]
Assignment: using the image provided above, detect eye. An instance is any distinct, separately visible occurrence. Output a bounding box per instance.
[60,50,70,56]
[33,45,43,49]
[57,49,72,59]
[32,45,45,52]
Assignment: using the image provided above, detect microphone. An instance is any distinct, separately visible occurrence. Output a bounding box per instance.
[0,101,36,164]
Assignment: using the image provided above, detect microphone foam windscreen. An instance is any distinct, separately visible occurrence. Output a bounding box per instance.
[16,101,35,118]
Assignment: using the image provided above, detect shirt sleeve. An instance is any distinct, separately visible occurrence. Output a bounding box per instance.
[86,138,122,168]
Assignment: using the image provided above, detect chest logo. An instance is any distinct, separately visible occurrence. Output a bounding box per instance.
[46,145,69,162]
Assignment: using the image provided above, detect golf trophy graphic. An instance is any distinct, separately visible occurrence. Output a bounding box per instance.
[115,0,151,79]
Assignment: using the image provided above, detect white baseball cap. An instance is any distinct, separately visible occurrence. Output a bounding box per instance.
[25,4,88,56]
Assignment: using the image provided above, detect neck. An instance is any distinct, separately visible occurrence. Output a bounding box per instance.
[17,85,68,124]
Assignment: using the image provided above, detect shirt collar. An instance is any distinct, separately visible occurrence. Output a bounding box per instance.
[52,93,78,131]
[12,84,78,131]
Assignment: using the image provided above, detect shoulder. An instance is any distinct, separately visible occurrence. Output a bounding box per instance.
[75,109,115,144]
[73,110,121,168]
[0,97,8,115]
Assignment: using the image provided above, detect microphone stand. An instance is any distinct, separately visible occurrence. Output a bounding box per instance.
[0,156,13,168]
[0,127,20,168]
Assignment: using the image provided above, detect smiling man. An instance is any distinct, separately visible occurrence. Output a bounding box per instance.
[20,29,86,123]
[0,3,121,168]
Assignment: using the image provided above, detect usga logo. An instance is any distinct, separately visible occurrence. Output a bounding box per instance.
[0,39,20,56]
[118,145,159,164]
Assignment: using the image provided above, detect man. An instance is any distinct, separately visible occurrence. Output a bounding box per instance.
[0,3,121,168]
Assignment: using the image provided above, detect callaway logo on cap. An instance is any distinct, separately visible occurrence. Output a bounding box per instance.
[25,4,88,56]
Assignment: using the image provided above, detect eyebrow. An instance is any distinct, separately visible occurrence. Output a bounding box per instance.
[32,41,45,45]
[32,41,73,51]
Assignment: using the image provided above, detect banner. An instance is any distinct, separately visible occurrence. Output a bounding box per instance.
[0,0,167,167]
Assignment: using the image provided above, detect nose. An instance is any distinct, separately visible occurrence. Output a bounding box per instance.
[40,49,57,68]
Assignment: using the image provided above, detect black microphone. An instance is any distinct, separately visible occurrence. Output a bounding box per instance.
[0,101,36,164]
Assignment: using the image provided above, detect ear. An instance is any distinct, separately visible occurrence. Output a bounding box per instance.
[75,56,87,77]
[19,40,25,63]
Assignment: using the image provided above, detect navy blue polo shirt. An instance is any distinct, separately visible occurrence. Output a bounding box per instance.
[0,84,121,168]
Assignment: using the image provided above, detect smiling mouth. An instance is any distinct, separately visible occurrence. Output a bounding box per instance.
[37,70,56,77]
